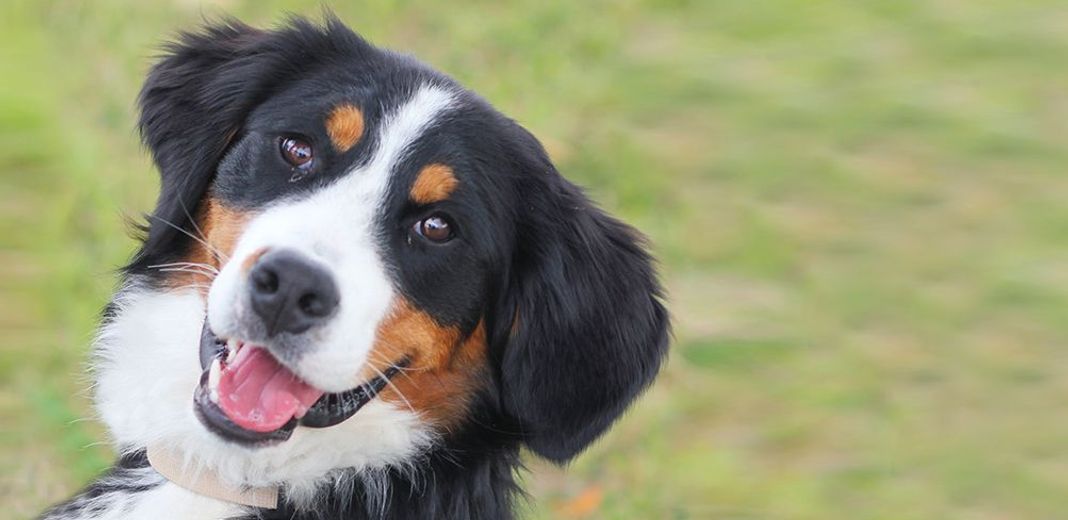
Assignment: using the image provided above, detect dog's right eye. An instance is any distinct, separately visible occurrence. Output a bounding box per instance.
[279,137,314,169]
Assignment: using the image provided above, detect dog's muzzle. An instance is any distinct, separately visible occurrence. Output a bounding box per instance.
[194,320,406,447]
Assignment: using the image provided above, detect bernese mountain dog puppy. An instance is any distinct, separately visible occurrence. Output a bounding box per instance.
[42,15,668,520]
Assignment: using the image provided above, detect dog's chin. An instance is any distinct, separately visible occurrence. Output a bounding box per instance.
[194,320,406,448]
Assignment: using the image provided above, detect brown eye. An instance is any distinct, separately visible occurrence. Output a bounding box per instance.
[280,137,314,168]
[414,215,453,243]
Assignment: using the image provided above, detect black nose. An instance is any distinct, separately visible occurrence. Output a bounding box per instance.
[248,249,340,336]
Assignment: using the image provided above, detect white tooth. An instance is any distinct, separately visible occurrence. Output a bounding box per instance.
[208,358,222,400]
[225,339,238,363]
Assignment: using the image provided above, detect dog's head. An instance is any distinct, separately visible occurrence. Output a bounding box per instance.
[95,16,668,498]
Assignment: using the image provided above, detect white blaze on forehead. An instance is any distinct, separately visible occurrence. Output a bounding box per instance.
[368,84,457,179]
[207,84,457,393]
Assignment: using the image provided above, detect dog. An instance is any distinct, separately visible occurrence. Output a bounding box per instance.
[42,15,669,520]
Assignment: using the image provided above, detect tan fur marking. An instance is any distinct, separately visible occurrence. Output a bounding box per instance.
[325,104,365,152]
[366,299,487,428]
[241,247,270,273]
[166,197,251,292]
[409,164,458,204]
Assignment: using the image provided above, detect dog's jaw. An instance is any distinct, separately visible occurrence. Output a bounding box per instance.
[93,283,434,509]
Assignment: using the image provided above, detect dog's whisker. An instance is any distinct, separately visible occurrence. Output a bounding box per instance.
[366,338,418,366]
[180,284,213,291]
[154,267,215,276]
[155,266,217,276]
[147,260,218,269]
[371,355,417,375]
[177,196,216,259]
[366,345,420,386]
[148,214,230,263]
[370,357,418,388]
[365,344,407,366]
[147,261,219,274]
[369,363,416,415]
[155,268,217,281]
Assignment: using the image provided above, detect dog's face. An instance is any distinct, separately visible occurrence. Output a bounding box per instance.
[94,18,667,500]
[199,82,494,441]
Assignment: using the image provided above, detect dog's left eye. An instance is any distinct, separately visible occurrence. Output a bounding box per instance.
[413,214,454,243]
[279,137,314,169]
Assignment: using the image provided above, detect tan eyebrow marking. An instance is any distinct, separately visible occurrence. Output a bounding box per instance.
[325,103,364,152]
[410,163,459,204]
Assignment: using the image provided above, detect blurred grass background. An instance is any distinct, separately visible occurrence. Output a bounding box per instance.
[2,0,1067,518]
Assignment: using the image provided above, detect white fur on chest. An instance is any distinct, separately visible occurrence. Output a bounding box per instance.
[103,482,243,520]
[43,467,243,520]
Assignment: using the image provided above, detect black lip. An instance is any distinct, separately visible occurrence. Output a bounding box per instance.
[194,320,407,447]
[200,320,226,370]
[298,363,404,428]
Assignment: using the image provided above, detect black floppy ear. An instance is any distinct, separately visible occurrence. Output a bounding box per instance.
[494,135,670,463]
[127,20,271,272]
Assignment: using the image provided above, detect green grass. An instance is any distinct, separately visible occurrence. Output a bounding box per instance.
[3,0,1068,518]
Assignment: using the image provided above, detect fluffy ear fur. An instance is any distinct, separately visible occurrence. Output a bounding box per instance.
[493,131,670,463]
[128,16,369,273]
[129,19,267,273]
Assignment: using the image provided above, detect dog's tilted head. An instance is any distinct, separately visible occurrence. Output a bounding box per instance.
[93,15,668,507]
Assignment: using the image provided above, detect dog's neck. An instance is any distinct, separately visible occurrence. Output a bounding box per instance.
[255,441,523,520]
[147,444,279,509]
[39,451,247,520]
[45,448,523,520]
[45,418,526,520]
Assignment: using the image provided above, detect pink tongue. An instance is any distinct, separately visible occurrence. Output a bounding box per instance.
[216,346,325,432]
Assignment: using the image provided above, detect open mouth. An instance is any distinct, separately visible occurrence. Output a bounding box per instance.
[194,321,406,447]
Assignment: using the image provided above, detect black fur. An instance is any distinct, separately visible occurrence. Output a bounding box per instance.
[129,17,385,274]
[39,451,157,519]
[130,19,265,274]
[50,15,669,519]
[245,397,525,520]
[490,129,669,461]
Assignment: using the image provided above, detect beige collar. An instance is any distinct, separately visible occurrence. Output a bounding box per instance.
[147,445,279,509]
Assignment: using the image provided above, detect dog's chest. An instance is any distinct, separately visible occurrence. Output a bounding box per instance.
[57,482,245,520]
[97,481,245,520]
